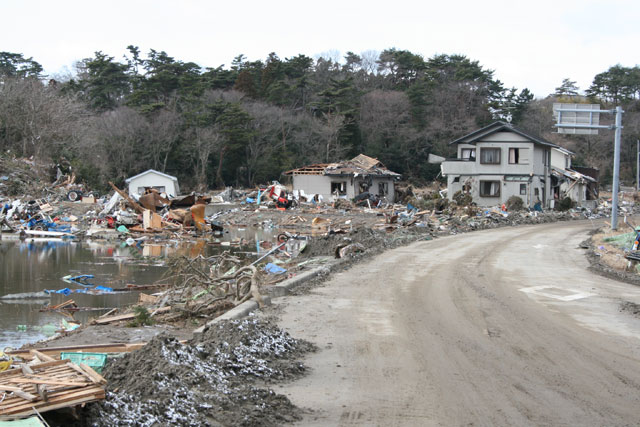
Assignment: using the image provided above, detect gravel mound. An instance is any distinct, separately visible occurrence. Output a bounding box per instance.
[76,318,314,427]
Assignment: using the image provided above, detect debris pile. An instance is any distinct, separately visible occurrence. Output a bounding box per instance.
[163,252,265,318]
[0,351,106,420]
[80,318,314,426]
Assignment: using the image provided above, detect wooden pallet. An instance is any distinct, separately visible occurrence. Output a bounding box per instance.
[0,359,105,419]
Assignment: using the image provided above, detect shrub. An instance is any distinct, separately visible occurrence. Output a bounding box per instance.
[506,196,524,211]
[128,306,154,327]
[453,191,472,206]
[556,197,574,211]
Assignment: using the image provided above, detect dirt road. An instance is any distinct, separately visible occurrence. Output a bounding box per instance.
[272,221,640,426]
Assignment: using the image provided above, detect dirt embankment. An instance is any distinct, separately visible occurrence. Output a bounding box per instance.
[583,225,640,287]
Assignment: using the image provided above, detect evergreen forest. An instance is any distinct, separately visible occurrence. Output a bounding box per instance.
[2,48,640,191]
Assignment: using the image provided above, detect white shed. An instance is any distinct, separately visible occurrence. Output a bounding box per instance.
[125,169,180,197]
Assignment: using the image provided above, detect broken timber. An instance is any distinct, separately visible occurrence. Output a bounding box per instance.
[91,306,171,324]
[0,360,105,419]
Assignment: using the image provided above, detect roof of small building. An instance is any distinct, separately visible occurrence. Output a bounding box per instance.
[552,146,575,156]
[284,154,401,177]
[449,121,560,148]
[125,169,179,183]
[551,166,597,183]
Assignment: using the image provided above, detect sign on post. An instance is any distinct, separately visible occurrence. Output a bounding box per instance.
[553,103,601,135]
[553,104,623,230]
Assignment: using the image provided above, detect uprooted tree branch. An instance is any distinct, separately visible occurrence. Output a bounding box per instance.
[163,251,266,317]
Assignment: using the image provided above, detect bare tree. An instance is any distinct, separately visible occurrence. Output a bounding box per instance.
[146,103,182,172]
[360,50,380,74]
[187,126,222,191]
[0,77,83,160]
[87,106,149,183]
[319,112,346,162]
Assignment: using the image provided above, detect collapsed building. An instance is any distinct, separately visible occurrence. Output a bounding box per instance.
[550,147,599,209]
[283,154,401,203]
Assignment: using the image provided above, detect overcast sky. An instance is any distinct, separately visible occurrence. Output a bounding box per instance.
[2,0,639,98]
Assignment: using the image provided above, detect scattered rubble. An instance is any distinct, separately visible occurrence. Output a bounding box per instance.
[620,301,640,317]
[5,155,640,425]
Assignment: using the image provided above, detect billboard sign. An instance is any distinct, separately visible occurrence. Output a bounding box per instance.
[553,103,601,135]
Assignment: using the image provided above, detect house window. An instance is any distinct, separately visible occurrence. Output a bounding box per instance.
[520,184,527,195]
[453,176,460,183]
[480,180,500,197]
[480,148,501,164]
[509,148,521,164]
[461,148,476,160]
[331,181,347,195]
[378,182,388,196]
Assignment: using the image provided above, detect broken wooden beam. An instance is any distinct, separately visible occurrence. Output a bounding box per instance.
[0,385,38,402]
[108,181,145,214]
[91,306,171,324]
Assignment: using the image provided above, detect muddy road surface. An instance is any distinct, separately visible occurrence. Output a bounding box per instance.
[272,221,640,426]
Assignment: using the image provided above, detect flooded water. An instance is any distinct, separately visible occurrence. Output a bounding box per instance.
[0,226,301,350]
[0,237,168,349]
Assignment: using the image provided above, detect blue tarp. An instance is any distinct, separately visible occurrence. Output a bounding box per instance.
[45,286,113,295]
[264,263,287,274]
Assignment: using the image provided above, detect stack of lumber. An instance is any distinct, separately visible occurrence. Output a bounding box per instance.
[0,353,105,420]
[7,344,145,361]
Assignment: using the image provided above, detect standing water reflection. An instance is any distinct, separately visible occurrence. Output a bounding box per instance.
[0,237,167,349]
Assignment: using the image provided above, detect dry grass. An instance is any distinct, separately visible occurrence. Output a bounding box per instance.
[591,228,636,271]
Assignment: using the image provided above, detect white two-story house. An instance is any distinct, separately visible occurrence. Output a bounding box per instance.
[441,121,558,208]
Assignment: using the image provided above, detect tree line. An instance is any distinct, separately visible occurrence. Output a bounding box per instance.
[1,48,639,192]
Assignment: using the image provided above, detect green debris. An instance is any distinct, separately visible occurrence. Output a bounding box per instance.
[603,232,636,249]
[127,306,154,327]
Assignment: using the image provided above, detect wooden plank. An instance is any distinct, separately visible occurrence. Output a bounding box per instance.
[0,388,102,412]
[65,362,86,377]
[5,395,100,417]
[0,386,105,416]
[99,308,118,317]
[0,385,38,402]
[0,380,94,407]
[92,306,171,324]
[9,378,90,387]
[7,343,146,360]
[78,364,106,385]
[109,182,145,214]
[25,360,68,370]
[28,351,55,363]
[49,299,76,310]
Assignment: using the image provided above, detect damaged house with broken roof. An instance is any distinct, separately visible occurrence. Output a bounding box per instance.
[440,121,598,208]
[550,146,598,208]
[284,154,401,202]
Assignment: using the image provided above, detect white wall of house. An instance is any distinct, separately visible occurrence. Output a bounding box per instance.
[292,175,333,200]
[446,174,546,207]
[560,180,586,204]
[372,177,396,202]
[126,172,179,197]
[442,130,553,208]
[551,148,571,170]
